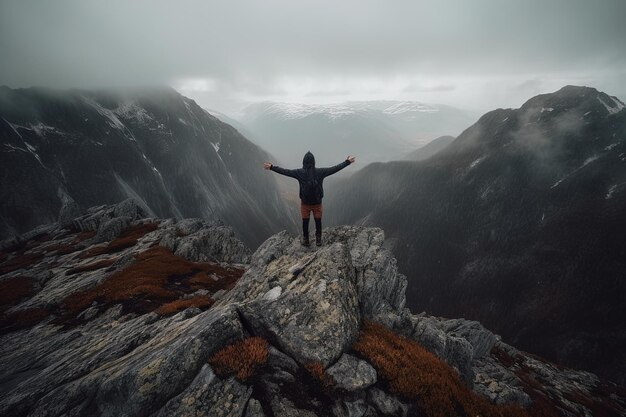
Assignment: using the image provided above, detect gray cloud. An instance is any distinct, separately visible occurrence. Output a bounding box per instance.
[1,0,625,112]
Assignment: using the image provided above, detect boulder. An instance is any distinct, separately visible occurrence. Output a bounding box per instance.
[326,354,377,392]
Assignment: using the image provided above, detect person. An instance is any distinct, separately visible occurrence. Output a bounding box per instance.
[264,151,356,247]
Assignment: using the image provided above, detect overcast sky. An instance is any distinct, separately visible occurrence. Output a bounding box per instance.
[1,0,625,114]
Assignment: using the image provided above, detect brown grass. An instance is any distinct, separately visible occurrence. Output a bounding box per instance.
[66,258,117,275]
[0,276,35,311]
[305,361,334,388]
[81,222,159,258]
[0,251,44,275]
[74,230,97,243]
[43,242,81,256]
[0,307,49,332]
[352,321,529,417]
[208,337,269,381]
[155,295,213,316]
[60,246,244,319]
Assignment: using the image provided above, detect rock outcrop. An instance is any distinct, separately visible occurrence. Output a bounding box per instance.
[0,203,624,416]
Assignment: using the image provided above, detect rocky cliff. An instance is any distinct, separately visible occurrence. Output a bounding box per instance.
[0,200,624,416]
[0,86,294,248]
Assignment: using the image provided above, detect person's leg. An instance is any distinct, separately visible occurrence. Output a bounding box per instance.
[313,204,323,246]
[300,203,311,246]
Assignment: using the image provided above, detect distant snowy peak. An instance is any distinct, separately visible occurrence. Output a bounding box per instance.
[241,100,443,122]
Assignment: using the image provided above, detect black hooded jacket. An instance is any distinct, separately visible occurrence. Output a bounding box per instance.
[270,151,351,204]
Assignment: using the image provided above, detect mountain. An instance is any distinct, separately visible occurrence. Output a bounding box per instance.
[235,100,474,167]
[1,201,624,416]
[0,86,294,248]
[405,135,455,160]
[326,86,626,385]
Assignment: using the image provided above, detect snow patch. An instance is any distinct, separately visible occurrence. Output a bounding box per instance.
[540,107,554,113]
[605,143,618,151]
[597,95,626,115]
[115,101,152,124]
[31,122,61,136]
[83,96,126,131]
[469,156,486,169]
[211,142,220,153]
[551,155,600,189]
[606,183,624,199]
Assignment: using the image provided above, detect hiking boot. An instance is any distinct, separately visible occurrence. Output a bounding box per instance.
[302,236,310,247]
[315,234,322,246]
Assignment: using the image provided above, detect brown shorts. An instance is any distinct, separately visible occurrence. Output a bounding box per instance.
[300,203,322,219]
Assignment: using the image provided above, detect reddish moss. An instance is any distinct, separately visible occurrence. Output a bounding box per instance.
[0,307,49,331]
[0,251,44,275]
[353,321,529,417]
[0,276,35,313]
[66,258,117,275]
[305,361,334,388]
[60,246,244,319]
[73,230,97,243]
[81,222,159,258]
[208,337,269,381]
[43,242,81,256]
[155,295,213,316]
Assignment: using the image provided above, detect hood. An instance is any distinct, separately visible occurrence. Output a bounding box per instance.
[303,151,315,169]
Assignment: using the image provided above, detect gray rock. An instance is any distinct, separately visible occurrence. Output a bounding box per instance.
[113,198,149,220]
[439,319,499,360]
[222,227,409,367]
[473,355,531,407]
[94,216,131,243]
[332,398,369,417]
[401,314,475,386]
[0,306,244,417]
[327,354,377,392]
[237,242,360,367]
[57,196,82,227]
[270,397,318,417]
[245,398,266,417]
[367,388,409,416]
[175,225,251,264]
[322,227,407,319]
[153,365,251,417]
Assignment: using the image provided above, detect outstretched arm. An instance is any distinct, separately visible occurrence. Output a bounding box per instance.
[263,162,298,178]
[317,155,356,178]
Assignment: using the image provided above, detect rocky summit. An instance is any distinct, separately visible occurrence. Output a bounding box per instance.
[0,200,624,417]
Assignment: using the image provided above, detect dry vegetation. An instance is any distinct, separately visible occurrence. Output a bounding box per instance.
[0,276,35,312]
[61,246,243,319]
[305,361,334,389]
[155,295,213,315]
[0,307,49,332]
[0,251,44,276]
[81,222,159,258]
[352,321,529,417]
[208,337,269,381]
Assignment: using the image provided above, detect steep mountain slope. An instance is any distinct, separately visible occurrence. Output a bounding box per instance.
[1,201,624,416]
[0,86,294,247]
[404,135,455,160]
[236,100,473,166]
[326,86,626,384]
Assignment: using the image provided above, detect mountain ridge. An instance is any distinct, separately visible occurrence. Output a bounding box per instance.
[326,85,626,385]
[0,86,294,248]
[0,200,624,416]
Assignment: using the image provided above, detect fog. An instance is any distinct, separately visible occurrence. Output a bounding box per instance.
[1,0,625,114]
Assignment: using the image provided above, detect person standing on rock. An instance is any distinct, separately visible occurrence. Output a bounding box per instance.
[264,152,356,247]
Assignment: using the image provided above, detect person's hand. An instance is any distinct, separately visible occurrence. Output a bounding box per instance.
[347,155,356,164]
[263,162,273,170]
